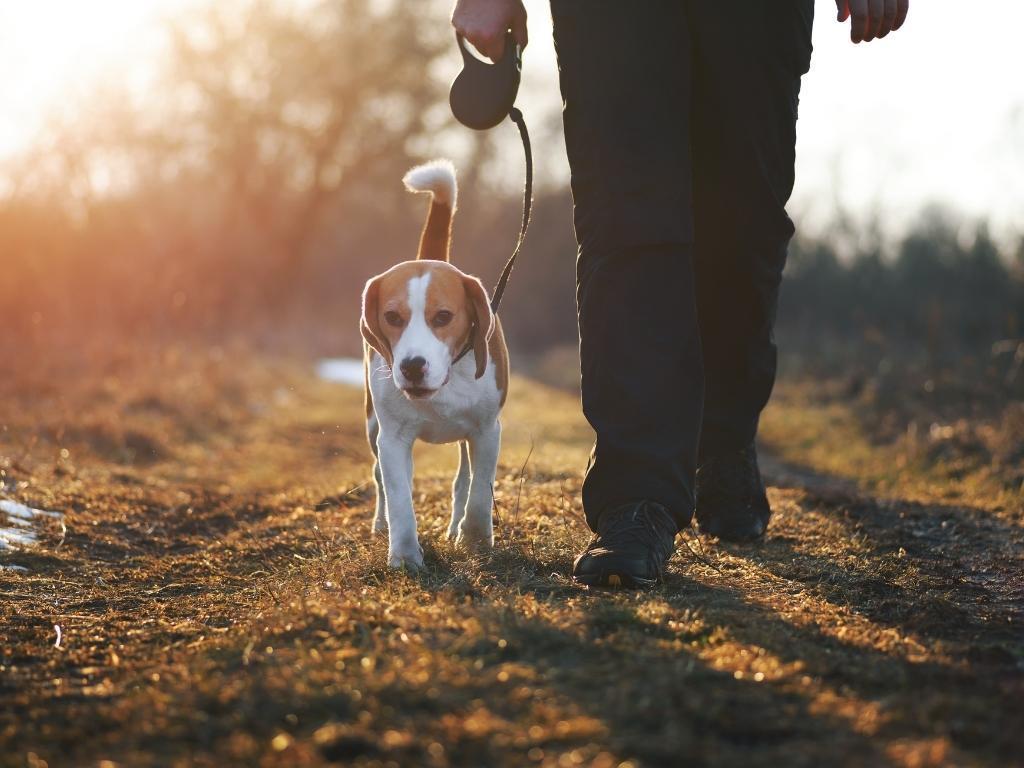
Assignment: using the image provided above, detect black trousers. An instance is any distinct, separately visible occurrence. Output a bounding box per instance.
[551,1,814,531]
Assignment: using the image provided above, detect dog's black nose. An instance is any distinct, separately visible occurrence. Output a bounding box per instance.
[399,356,427,384]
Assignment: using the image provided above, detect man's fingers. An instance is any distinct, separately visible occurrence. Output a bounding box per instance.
[843,0,905,43]
[450,0,526,62]
[457,26,504,62]
[848,0,869,42]
[480,32,506,62]
[876,0,897,37]
[893,0,909,31]
[454,28,504,62]
[864,0,883,41]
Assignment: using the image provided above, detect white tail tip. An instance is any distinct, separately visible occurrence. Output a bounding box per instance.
[403,159,457,210]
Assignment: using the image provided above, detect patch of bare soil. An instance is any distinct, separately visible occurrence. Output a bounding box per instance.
[1,349,1021,767]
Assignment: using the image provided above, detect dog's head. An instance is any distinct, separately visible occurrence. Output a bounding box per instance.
[361,159,494,400]
[362,260,494,400]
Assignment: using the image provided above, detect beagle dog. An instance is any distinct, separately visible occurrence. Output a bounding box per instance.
[361,160,509,569]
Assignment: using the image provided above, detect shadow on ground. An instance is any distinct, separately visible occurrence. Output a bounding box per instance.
[2,361,1022,767]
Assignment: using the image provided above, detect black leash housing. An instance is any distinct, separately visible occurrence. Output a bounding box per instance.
[450,33,522,131]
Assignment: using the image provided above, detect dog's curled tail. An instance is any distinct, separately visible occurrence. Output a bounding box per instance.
[404,159,457,262]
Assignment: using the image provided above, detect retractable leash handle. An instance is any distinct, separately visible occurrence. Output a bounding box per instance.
[449,31,533,316]
[450,32,522,131]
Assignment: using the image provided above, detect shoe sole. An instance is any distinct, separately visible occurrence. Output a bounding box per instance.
[572,571,660,589]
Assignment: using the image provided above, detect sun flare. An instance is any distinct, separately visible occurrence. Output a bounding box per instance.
[0,0,193,157]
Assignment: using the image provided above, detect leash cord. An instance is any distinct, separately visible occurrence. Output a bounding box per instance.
[454,106,533,365]
[489,106,533,314]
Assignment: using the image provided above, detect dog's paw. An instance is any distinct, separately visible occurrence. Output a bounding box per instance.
[388,543,425,570]
[446,523,460,542]
[455,526,493,552]
[372,516,388,535]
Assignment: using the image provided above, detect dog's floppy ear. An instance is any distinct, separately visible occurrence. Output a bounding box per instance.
[361,276,393,367]
[463,274,494,379]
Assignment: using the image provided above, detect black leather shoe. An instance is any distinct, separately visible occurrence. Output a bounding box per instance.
[695,443,771,542]
[572,500,677,588]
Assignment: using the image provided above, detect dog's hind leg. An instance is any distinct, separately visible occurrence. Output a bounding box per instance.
[372,459,387,534]
[448,441,470,541]
[368,413,387,534]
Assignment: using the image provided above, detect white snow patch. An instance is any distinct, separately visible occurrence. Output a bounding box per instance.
[0,527,38,548]
[0,499,65,573]
[1,499,62,520]
[316,358,365,387]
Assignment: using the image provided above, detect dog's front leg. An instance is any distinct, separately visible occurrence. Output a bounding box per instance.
[457,420,500,550]
[376,430,424,570]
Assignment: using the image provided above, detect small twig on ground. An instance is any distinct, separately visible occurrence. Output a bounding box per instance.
[341,481,369,499]
[678,529,722,574]
[491,483,503,541]
[548,477,578,562]
[310,521,329,559]
[509,438,534,544]
[315,481,368,511]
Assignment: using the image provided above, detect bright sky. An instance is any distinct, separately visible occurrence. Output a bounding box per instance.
[517,0,1024,245]
[793,1,1024,244]
[0,1,190,151]
[1,0,1022,244]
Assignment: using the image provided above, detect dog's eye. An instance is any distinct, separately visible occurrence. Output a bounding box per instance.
[384,311,404,328]
[432,310,454,328]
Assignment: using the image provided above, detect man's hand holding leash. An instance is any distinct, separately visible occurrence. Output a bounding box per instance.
[451,0,528,62]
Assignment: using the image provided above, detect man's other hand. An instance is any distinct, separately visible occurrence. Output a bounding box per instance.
[836,0,909,43]
[452,0,528,62]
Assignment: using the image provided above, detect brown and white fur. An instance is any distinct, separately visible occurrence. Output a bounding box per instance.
[361,160,509,569]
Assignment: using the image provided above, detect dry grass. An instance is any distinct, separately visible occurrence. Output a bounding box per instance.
[1,348,1022,767]
[761,378,1024,519]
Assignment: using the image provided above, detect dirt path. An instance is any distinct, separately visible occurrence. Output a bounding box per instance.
[1,353,1021,767]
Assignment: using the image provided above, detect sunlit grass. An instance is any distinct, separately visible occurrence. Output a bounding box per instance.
[761,379,1024,519]
[0,349,1020,766]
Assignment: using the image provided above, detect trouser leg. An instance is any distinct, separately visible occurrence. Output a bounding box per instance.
[688,1,815,461]
[552,2,699,531]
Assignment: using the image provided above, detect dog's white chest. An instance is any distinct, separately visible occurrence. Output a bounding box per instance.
[368,352,501,443]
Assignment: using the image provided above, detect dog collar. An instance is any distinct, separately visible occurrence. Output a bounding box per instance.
[453,324,476,366]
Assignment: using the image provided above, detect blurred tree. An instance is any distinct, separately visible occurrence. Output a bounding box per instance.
[0,0,1021,388]
[0,0,469,348]
[160,0,450,300]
